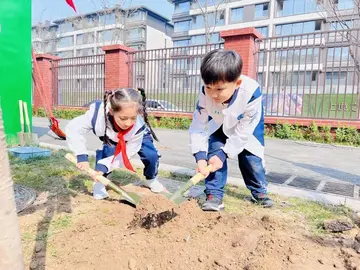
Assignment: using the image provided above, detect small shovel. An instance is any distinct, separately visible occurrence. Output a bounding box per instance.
[17,100,25,146]
[65,153,141,207]
[169,165,212,204]
[23,101,39,145]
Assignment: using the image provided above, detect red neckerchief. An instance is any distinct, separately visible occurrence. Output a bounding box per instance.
[111,121,135,172]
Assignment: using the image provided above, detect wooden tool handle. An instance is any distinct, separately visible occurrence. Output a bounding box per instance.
[169,165,213,202]
[65,153,110,186]
[19,100,24,132]
[189,165,213,185]
[65,153,139,206]
[23,102,31,132]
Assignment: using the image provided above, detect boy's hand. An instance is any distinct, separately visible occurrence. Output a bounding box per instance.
[208,155,223,172]
[196,160,210,178]
[77,161,90,171]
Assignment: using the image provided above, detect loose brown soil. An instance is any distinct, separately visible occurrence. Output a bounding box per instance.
[20,188,360,270]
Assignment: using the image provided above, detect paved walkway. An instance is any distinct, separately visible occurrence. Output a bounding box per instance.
[33,117,360,201]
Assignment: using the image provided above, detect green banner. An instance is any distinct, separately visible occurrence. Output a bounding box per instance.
[0,0,32,144]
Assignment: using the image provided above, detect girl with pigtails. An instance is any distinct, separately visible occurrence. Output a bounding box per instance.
[66,88,165,199]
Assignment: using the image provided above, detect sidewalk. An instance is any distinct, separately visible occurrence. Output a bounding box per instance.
[33,117,360,210]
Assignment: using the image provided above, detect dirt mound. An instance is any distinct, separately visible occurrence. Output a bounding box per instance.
[25,194,359,270]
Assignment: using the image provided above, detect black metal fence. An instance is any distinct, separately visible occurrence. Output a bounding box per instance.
[51,54,105,107]
[127,43,224,113]
[256,28,360,120]
[49,28,360,122]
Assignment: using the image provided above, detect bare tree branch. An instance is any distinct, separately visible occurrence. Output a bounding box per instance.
[193,0,227,44]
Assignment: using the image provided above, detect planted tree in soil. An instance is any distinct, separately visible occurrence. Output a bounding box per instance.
[0,109,25,269]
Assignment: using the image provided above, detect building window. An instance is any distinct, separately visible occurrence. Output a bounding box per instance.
[76,48,94,57]
[126,28,145,40]
[275,20,322,36]
[99,13,116,25]
[43,41,56,53]
[77,32,95,45]
[192,11,225,29]
[257,72,264,87]
[276,0,317,17]
[98,29,124,43]
[274,48,320,65]
[326,72,352,85]
[258,51,266,66]
[59,22,73,32]
[327,47,349,61]
[330,20,353,30]
[175,1,190,13]
[58,36,74,48]
[272,71,317,87]
[255,3,269,19]
[174,39,190,47]
[191,33,220,45]
[231,7,244,23]
[127,10,145,22]
[256,26,268,37]
[335,0,354,10]
[56,50,73,58]
[192,0,216,9]
[174,20,191,32]
[98,30,112,43]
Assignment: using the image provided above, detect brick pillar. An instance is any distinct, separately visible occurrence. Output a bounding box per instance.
[220,28,262,79]
[102,45,134,90]
[33,54,60,109]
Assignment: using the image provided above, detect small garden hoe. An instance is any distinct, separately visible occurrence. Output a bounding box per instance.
[168,165,212,204]
[65,153,141,207]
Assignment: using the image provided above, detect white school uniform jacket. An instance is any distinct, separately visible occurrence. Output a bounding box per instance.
[189,75,265,161]
[65,101,146,172]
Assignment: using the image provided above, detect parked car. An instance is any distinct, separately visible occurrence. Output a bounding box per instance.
[145,99,182,111]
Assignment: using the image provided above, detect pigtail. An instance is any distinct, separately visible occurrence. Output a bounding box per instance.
[137,87,159,142]
[103,90,113,146]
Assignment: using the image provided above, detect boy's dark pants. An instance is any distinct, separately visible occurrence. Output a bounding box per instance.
[205,127,268,200]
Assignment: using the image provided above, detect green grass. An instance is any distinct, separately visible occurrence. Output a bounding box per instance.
[223,185,354,235]
[302,94,359,119]
[52,215,72,230]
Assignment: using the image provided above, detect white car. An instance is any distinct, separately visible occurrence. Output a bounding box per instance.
[145,99,182,111]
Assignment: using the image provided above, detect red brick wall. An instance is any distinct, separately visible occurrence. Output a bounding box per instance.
[220,28,262,79]
[103,45,134,90]
[33,54,60,109]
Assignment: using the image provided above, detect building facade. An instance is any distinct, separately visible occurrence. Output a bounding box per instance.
[166,0,359,118]
[169,0,355,45]
[32,6,174,58]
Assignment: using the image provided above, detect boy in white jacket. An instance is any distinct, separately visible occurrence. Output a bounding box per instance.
[66,88,165,199]
[190,49,274,211]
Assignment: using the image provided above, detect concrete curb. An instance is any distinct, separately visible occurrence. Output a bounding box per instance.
[39,142,360,212]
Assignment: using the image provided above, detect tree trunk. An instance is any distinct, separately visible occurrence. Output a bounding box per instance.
[0,109,25,269]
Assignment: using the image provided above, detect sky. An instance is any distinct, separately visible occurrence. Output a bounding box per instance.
[32,0,174,25]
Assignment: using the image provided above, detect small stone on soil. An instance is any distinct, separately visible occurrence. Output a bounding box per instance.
[128,258,137,270]
[35,241,45,253]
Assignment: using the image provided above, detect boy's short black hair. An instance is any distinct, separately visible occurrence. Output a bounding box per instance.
[200,49,243,85]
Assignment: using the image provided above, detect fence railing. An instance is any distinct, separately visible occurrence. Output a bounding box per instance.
[48,29,360,122]
[127,43,224,113]
[51,54,105,107]
[256,28,360,120]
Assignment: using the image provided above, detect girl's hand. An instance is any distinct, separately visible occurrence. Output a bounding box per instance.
[91,171,104,182]
[77,161,90,171]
